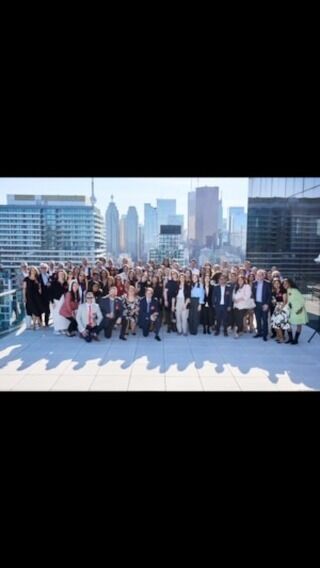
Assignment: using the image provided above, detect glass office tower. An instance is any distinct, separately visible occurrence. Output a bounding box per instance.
[247,178,320,289]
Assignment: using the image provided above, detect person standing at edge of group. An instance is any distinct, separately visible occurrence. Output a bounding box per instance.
[97,286,127,340]
[59,279,80,337]
[76,291,103,342]
[283,278,308,344]
[251,269,272,341]
[189,273,204,335]
[39,262,51,327]
[23,266,44,330]
[138,287,161,340]
[201,274,214,334]
[212,274,232,336]
[17,262,31,328]
[172,273,191,336]
[232,275,254,338]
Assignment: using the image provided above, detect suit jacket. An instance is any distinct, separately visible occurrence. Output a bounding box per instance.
[252,280,272,306]
[212,285,233,308]
[138,298,159,327]
[98,296,124,319]
[39,272,51,301]
[76,302,103,333]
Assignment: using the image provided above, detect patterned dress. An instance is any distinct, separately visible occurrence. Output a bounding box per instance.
[122,296,140,323]
[270,291,290,330]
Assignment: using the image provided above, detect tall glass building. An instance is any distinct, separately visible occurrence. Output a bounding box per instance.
[156,199,176,233]
[247,178,320,288]
[105,195,120,259]
[144,203,158,256]
[0,194,105,272]
[125,206,138,261]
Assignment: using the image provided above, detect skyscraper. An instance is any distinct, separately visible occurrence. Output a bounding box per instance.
[188,191,196,241]
[105,195,120,259]
[119,214,126,253]
[228,206,247,252]
[246,177,320,288]
[168,214,184,230]
[156,199,176,233]
[125,206,138,260]
[0,194,105,271]
[195,186,220,248]
[138,224,144,260]
[144,203,158,255]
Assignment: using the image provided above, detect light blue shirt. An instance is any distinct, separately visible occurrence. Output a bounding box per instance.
[256,280,264,303]
[191,284,204,304]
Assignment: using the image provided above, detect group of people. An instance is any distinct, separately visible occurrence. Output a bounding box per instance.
[19,257,309,344]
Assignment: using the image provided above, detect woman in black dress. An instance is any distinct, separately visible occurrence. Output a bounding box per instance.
[151,275,164,319]
[201,274,214,334]
[23,266,44,329]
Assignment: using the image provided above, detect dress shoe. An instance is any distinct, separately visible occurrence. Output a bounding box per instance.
[253,334,262,338]
[263,337,267,341]
[120,335,127,340]
[155,335,161,341]
[214,331,220,336]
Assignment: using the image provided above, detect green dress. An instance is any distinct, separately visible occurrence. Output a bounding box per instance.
[287,288,309,325]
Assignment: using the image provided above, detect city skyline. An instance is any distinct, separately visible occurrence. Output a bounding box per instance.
[0,178,249,221]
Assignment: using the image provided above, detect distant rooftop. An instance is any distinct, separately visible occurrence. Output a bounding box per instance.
[6,194,87,206]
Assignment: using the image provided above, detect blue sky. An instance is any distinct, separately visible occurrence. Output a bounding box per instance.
[0,178,248,222]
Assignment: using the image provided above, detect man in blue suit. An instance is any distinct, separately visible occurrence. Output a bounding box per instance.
[138,287,161,341]
[97,286,127,340]
[251,269,272,341]
[212,274,233,336]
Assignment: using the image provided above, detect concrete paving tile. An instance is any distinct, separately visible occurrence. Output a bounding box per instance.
[11,374,62,391]
[90,376,130,391]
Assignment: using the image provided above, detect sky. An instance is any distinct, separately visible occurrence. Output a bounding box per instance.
[0,178,249,222]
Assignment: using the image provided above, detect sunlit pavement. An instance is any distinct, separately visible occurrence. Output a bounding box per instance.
[0,324,319,391]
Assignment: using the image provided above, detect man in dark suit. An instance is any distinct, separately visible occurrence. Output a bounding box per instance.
[212,274,232,336]
[97,286,127,340]
[138,287,161,341]
[39,263,51,326]
[251,269,272,341]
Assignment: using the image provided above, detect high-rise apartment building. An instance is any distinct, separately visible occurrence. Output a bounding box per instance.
[188,191,196,241]
[0,194,105,271]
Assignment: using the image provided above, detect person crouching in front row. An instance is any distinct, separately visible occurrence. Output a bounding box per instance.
[138,287,161,341]
[97,286,127,340]
[76,292,103,342]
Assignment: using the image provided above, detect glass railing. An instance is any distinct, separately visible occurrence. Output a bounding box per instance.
[0,288,26,336]
[298,277,320,339]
